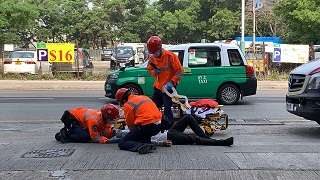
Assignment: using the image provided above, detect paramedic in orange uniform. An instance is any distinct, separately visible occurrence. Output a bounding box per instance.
[146,36,183,128]
[115,88,162,154]
[55,104,119,144]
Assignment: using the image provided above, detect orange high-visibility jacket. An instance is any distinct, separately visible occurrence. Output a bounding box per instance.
[146,49,183,90]
[69,108,113,144]
[123,94,162,126]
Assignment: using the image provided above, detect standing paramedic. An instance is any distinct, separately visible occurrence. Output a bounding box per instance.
[55,104,119,144]
[146,36,183,128]
[115,88,162,154]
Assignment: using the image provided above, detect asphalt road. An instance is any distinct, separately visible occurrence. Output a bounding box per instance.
[1,88,320,179]
[0,89,303,122]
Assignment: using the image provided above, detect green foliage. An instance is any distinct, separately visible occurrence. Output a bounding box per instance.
[274,0,320,44]
[0,72,108,80]
[208,9,240,40]
[0,0,319,49]
[0,0,39,47]
[256,69,289,81]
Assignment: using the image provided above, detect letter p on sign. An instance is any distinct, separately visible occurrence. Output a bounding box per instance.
[37,49,48,61]
[274,48,281,62]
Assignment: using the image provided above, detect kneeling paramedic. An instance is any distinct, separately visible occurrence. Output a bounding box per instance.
[115,88,166,154]
[55,104,120,144]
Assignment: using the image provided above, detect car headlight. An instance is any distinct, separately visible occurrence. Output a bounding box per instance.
[307,72,320,89]
[108,73,119,80]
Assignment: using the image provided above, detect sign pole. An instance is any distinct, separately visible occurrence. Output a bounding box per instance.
[252,0,256,77]
[1,49,4,78]
[240,0,246,54]
[75,40,80,80]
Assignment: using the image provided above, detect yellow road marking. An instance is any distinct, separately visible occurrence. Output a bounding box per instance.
[0,120,60,123]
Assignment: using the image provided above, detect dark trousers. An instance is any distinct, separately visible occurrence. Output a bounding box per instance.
[152,87,174,128]
[118,124,161,152]
[167,114,221,145]
[66,123,91,143]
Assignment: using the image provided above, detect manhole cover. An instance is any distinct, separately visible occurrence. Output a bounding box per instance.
[21,149,75,158]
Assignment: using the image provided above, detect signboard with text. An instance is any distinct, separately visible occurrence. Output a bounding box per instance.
[254,0,263,10]
[273,44,309,63]
[37,43,74,62]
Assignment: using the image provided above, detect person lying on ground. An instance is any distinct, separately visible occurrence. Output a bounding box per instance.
[113,114,233,147]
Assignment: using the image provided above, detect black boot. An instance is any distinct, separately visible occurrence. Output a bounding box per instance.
[55,132,61,141]
[220,137,234,146]
[193,136,234,146]
[59,127,70,143]
[137,144,157,154]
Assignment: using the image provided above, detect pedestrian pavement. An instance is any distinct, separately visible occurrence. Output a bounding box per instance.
[1,121,320,179]
[0,79,302,180]
[0,80,288,90]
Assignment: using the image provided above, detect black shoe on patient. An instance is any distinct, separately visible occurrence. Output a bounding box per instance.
[223,137,234,146]
[137,144,157,154]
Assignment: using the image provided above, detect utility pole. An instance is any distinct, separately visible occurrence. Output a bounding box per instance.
[240,0,246,54]
[1,49,4,78]
[252,0,256,77]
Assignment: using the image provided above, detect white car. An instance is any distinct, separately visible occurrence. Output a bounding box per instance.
[4,51,51,75]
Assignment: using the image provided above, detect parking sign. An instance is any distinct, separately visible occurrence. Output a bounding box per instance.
[255,0,263,10]
[274,48,281,62]
[36,43,74,62]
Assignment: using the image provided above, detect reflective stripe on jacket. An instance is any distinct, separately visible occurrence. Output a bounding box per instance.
[123,94,162,126]
[69,108,112,143]
[146,49,183,90]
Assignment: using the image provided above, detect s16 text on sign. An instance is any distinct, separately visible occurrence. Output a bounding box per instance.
[37,43,74,62]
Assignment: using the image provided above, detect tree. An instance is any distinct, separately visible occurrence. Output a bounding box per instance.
[30,0,65,43]
[208,9,240,40]
[274,0,320,44]
[0,0,39,48]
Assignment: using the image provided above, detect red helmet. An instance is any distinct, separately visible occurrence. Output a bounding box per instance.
[101,104,119,120]
[147,36,162,54]
[115,88,129,105]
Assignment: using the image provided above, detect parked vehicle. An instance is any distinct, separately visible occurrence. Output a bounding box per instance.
[117,43,145,64]
[314,45,320,59]
[286,59,320,124]
[110,46,135,69]
[105,43,257,105]
[4,51,51,75]
[51,48,93,76]
[245,52,265,73]
[101,48,114,61]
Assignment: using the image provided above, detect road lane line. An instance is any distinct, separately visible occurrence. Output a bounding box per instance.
[0,98,54,100]
[0,120,60,123]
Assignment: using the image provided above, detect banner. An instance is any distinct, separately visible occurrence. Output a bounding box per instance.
[37,43,74,62]
[273,44,309,63]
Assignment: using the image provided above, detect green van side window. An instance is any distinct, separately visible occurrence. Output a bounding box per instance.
[207,51,221,67]
[228,49,243,66]
[188,49,221,68]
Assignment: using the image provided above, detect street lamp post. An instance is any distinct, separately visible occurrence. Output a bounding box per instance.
[240,0,246,54]
[252,0,256,77]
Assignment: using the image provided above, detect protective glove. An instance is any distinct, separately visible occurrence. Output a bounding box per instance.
[154,69,160,75]
[166,81,173,90]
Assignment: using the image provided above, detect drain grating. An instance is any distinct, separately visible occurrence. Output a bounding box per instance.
[21,149,75,158]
